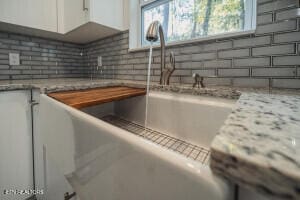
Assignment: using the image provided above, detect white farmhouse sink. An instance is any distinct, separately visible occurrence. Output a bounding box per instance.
[37,91,236,200]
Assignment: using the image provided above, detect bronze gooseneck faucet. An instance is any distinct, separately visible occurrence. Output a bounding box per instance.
[146,21,175,85]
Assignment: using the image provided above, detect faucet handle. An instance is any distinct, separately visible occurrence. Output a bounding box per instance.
[164,52,176,85]
[192,73,199,88]
[192,73,205,88]
[169,52,175,69]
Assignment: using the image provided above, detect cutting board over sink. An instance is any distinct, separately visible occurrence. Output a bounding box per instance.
[48,86,146,109]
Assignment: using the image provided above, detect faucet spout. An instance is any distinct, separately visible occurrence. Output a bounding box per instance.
[146,21,166,85]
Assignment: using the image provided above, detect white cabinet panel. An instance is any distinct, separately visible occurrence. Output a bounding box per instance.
[89,0,126,30]
[64,0,129,33]
[63,0,89,33]
[0,0,57,32]
[0,91,33,200]
[0,0,129,42]
[35,94,75,200]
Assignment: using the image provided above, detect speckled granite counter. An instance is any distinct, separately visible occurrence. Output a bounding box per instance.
[1,78,300,199]
[0,78,125,93]
[0,78,242,99]
[211,93,300,200]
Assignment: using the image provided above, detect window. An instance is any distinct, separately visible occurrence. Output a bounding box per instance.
[140,0,256,47]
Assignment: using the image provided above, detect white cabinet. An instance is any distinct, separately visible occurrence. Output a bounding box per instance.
[58,0,129,43]
[0,91,33,200]
[62,0,129,33]
[89,0,128,31]
[0,0,58,32]
[0,90,75,200]
[0,0,129,42]
[63,0,89,33]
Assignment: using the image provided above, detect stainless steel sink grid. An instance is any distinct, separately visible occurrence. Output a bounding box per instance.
[102,115,210,165]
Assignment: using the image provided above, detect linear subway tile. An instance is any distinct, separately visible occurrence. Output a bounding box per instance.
[22,51,41,56]
[272,79,300,88]
[274,32,300,43]
[258,0,299,14]
[255,20,297,34]
[21,60,43,66]
[0,60,9,65]
[252,44,295,56]
[191,52,216,61]
[257,14,273,25]
[21,41,39,47]
[180,62,203,69]
[0,75,10,80]
[174,54,192,62]
[0,65,9,69]
[0,43,9,49]
[0,38,19,45]
[252,67,296,77]
[10,45,31,51]
[0,32,8,38]
[11,65,31,70]
[203,60,232,68]
[233,78,269,88]
[41,53,56,57]
[0,70,21,75]
[0,54,8,59]
[233,36,271,48]
[22,70,42,75]
[276,8,300,21]
[172,69,192,76]
[9,34,30,41]
[273,56,300,65]
[218,49,250,58]
[180,46,202,54]
[202,41,232,51]
[218,68,250,77]
[32,47,49,53]
[11,75,33,79]
[234,57,270,67]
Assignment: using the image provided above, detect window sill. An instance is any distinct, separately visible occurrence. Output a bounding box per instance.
[128,29,256,53]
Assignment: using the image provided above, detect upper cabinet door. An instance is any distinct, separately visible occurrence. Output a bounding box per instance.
[0,0,129,42]
[63,0,89,33]
[89,0,128,31]
[0,0,58,32]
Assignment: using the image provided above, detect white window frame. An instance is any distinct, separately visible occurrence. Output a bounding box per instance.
[129,0,257,51]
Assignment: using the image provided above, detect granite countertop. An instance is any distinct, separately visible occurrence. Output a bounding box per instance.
[210,92,300,200]
[0,78,242,99]
[1,78,300,199]
[0,78,125,93]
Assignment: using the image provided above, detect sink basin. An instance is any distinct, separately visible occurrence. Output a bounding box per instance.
[37,91,236,200]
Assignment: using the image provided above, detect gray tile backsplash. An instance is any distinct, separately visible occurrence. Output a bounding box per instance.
[0,32,88,80]
[83,0,300,89]
[0,0,300,89]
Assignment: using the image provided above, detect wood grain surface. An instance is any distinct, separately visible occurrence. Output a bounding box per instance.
[48,86,146,109]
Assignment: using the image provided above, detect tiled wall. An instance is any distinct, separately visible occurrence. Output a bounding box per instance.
[85,0,300,89]
[0,0,299,89]
[0,32,88,80]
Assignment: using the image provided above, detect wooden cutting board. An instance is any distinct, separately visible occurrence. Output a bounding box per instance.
[48,86,146,109]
